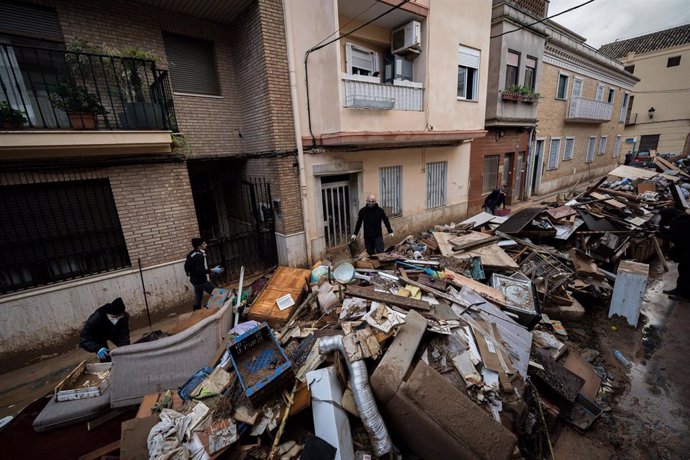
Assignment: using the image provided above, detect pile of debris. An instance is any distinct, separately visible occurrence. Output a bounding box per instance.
[26,158,690,459]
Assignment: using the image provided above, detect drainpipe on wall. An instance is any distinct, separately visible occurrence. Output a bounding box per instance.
[283,0,313,265]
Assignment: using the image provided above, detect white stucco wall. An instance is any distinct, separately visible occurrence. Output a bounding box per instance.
[0,260,192,367]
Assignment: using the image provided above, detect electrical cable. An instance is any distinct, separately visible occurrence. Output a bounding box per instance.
[491,0,597,39]
[304,0,411,147]
[313,1,380,48]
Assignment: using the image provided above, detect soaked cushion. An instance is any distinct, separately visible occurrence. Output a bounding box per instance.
[32,386,111,433]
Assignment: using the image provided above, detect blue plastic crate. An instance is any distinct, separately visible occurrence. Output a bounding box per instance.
[227,322,293,405]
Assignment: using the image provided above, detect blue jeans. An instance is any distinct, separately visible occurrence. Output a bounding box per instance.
[192,281,215,310]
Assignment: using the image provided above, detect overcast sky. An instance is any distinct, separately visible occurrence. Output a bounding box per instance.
[549,0,690,48]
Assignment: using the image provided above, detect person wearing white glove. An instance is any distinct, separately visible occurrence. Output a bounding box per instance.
[79,297,130,362]
[184,238,224,310]
[352,194,394,255]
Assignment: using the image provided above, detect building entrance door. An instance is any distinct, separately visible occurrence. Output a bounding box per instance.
[503,153,514,203]
[514,152,524,202]
[321,179,351,248]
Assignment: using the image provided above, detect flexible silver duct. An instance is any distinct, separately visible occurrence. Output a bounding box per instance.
[318,335,393,457]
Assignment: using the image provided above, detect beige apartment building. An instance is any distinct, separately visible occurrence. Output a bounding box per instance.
[531,21,639,195]
[600,24,690,156]
[283,0,491,259]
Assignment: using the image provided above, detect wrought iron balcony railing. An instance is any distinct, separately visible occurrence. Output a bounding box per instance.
[0,43,177,131]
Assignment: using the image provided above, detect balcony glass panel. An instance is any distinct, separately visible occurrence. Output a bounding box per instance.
[566,96,613,123]
[342,75,424,111]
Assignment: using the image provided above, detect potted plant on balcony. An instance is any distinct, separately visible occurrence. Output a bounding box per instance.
[51,83,107,129]
[501,85,523,102]
[115,46,165,129]
[0,101,27,129]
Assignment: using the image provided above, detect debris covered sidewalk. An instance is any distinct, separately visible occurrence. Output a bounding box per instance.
[3,157,690,459]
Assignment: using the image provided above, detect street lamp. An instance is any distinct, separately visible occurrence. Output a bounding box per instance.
[648,107,656,119]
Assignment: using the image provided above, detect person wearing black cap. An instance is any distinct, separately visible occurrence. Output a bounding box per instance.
[79,297,130,362]
[184,238,224,310]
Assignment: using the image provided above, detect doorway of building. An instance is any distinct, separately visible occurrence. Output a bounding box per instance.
[531,139,545,196]
[321,175,352,248]
[188,159,277,283]
[514,152,525,202]
[503,153,515,203]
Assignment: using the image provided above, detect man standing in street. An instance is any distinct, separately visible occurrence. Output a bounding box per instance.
[79,297,130,362]
[184,238,224,310]
[657,208,690,301]
[351,194,394,255]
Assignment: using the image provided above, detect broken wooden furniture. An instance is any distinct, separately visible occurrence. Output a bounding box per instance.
[246,266,311,328]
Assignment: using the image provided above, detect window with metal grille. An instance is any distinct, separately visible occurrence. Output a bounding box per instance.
[613,135,622,158]
[426,161,447,209]
[0,179,130,294]
[547,138,560,170]
[599,136,607,155]
[586,136,596,163]
[667,56,681,67]
[564,137,575,160]
[379,165,402,217]
[163,32,220,95]
[482,155,500,193]
[639,134,660,151]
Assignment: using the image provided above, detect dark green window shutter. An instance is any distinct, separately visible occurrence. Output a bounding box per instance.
[0,1,63,42]
[163,32,220,96]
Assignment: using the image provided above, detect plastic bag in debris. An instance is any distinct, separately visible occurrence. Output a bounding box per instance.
[147,408,210,460]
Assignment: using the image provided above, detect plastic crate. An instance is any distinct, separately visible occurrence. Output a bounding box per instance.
[227,322,293,405]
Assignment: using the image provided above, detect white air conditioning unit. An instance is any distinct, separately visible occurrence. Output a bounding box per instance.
[391,20,421,56]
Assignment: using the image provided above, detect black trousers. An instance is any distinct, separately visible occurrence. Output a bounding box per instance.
[677,258,690,295]
[364,236,384,256]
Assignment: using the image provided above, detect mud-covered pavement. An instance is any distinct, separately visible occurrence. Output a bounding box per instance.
[555,260,690,459]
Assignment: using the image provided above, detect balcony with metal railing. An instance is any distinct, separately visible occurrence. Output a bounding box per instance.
[0,43,177,132]
[342,75,424,112]
[566,97,613,123]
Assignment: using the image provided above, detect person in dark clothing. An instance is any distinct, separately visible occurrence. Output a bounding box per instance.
[351,194,394,256]
[483,186,507,215]
[656,207,690,301]
[184,238,224,310]
[79,297,130,362]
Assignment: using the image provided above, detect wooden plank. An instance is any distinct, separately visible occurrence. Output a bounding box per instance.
[563,351,602,401]
[432,232,457,257]
[78,440,121,460]
[247,266,311,327]
[345,284,430,311]
[608,164,679,182]
[655,156,690,179]
[444,268,506,305]
[569,248,604,280]
[546,206,577,221]
[450,235,502,252]
[589,192,627,210]
[463,245,520,270]
[653,237,669,273]
[637,182,657,194]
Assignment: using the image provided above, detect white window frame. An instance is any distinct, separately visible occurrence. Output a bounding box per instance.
[556,72,570,100]
[586,136,597,163]
[345,42,379,80]
[619,92,629,123]
[457,45,480,101]
[547,137,561,170]
[563,137,575,161]
[571,76,583,99]
[595,82,605,101]
[599,136,607,155]
[613,135,622,158]
[379,165,403,217]
[426,161,448,209]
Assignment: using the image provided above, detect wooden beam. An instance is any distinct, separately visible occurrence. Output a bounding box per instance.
[345,284,430,311]
[451,235,502,252]
[78,440,121,460]
[653,237,669,272]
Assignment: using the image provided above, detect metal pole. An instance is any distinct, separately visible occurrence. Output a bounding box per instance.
[138,258,153,330]
[234,266,245,327]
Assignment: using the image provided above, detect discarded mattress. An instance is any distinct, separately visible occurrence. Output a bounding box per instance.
[32,386,111,432]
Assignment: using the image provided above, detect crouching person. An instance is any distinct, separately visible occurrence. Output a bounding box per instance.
[79,297,130,362]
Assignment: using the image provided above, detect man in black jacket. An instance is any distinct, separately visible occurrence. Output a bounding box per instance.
[184,238,224,310]
[351,194,394,256]
[79,297,130,362]
[657,207,690,301]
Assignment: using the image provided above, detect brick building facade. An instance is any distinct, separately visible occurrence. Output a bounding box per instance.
[0,0,305,367]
